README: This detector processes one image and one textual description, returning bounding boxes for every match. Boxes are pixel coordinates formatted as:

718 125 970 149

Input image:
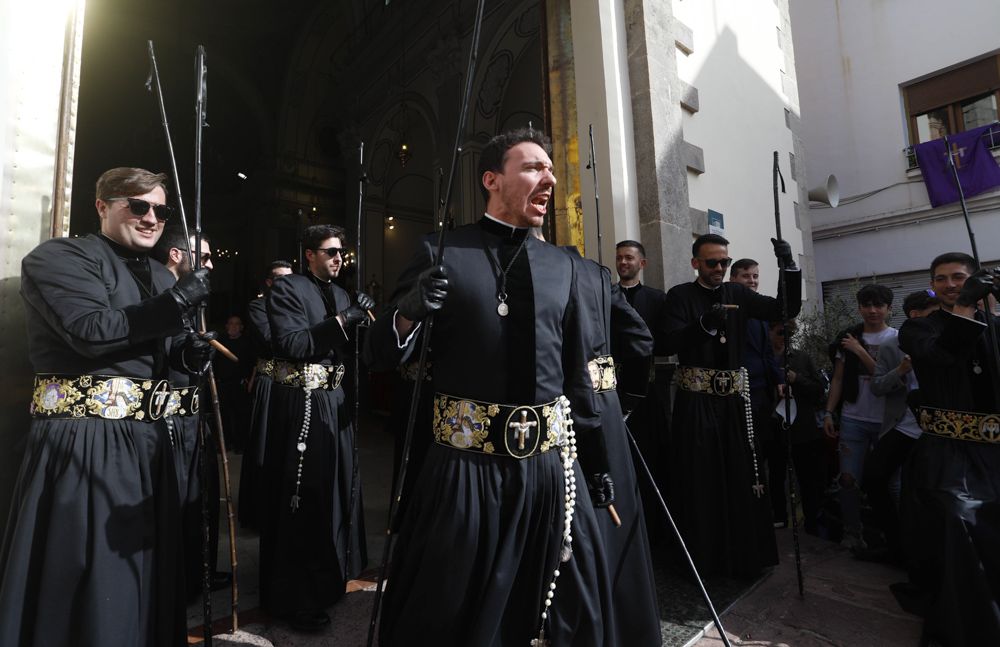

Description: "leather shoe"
286 609 331 632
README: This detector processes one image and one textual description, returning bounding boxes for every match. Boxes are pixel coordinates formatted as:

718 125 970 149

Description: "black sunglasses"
700 257 733 269
315 246 343 257
107 197 173 222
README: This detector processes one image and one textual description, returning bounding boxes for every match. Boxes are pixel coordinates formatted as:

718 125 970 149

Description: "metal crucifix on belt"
509 410 538 450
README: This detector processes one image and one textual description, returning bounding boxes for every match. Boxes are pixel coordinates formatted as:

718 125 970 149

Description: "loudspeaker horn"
808 174 839 208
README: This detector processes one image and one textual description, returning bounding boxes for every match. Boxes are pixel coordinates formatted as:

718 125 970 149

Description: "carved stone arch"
470 0 544 140
363 91 438 207
276 2 358 162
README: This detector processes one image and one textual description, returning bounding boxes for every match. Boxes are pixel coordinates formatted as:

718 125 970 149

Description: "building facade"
791 0 1000 314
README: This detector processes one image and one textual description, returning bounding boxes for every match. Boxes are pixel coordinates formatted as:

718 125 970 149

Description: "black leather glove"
700 302 728 331
182 331 217 376
340 291 376 328
587 473 616 508
771 237 795 269
397 265 448 322
170 269 211 311
957 269 994 307
988 267 1000 299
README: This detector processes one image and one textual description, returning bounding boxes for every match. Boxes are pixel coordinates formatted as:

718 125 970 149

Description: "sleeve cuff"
394 309 422 362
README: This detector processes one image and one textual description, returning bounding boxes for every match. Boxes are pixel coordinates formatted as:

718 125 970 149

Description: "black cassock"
0 234 188 646
899 309 1000 645
567 249 662 646
260 272 366 616
365 217 614 647
619 282 672 540
660 276 800 579
239 295 274 530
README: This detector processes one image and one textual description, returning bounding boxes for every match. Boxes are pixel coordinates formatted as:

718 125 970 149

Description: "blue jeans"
838 416 882 534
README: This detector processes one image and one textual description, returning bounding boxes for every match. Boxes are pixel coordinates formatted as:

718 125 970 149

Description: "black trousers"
862 428 916 552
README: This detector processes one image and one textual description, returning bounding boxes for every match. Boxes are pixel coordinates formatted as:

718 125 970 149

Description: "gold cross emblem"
509 410 538 450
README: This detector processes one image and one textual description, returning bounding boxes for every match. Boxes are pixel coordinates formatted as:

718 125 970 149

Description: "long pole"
773 151 805 599
193 46 240 634
366 2 488 644
346 141 366 579
586 124 603 265
625 428 733 647
145 40 214 645
942 135 1000 400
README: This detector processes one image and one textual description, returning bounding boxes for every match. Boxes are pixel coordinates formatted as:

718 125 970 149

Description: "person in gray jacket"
855 290 940 562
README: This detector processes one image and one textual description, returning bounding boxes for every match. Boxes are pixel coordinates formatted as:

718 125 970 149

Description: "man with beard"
151 224 229 599
661 233 800 579
615 240 671 542
0 167 212 646
366 128 615 646
239 260 292 531
260 225 373 631
898 252 1000 645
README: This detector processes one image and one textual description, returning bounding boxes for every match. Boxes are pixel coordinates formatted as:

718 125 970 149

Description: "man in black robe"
660 233 800 579
260 225 372 631
365 128 615 647
615 239 671 541
566 246 662 646
0 167 212 646
239 260 292 531
151 224 229 599
898 251 1000 645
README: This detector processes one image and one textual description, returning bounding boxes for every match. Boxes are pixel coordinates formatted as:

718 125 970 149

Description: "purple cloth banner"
913 122 1000 207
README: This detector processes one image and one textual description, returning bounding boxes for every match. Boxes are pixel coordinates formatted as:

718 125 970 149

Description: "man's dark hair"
302 224 345 250
855 283 893 307
730 258 758 277
96 167 169 202
902 289 939 317
150 222 211 265
476 128 553 203
615 240 646 258
930 252 977 277
266 259 293 279
692 233 729 258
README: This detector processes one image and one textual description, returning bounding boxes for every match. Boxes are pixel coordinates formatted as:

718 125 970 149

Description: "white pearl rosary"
290 385 312 512
532 396 577 647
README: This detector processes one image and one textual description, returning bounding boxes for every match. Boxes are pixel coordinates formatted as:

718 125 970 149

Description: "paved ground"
692 529 922 647
188 417 923 646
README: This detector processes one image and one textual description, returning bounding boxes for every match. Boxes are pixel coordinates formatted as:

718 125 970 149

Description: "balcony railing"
904 123 1000 170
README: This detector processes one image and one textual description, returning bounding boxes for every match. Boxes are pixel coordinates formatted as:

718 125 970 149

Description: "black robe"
365 217 614 647
0 234 188 647
569 251 662 646
899 308 1000 646
260 272 366 616
239 295 274 530
659 275 801 578
619 282 672 541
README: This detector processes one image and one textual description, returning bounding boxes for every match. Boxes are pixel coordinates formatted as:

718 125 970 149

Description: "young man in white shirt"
823 284 897 548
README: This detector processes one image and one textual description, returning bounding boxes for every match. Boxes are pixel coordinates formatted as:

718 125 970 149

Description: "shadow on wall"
0 275 31 537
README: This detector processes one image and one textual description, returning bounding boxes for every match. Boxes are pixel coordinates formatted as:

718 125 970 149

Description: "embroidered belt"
165 386 200 418
918 407 1000 444
255 358 275 379
271 360 345 391
588 355 617 393
399 360 433 382
432 393 572 459
674 365 746 397
31 374 174 422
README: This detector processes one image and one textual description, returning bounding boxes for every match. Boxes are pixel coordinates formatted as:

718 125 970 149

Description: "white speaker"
808 175 840 208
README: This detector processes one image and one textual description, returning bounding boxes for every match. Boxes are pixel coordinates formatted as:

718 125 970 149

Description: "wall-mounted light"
237 172 247 180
